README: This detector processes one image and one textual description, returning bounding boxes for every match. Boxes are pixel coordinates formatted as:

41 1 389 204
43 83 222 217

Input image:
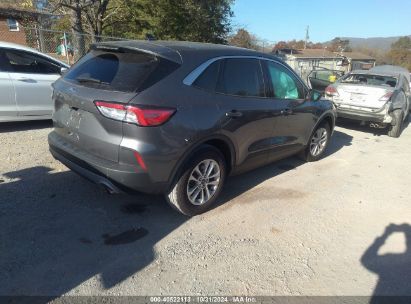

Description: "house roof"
275 48 376 61
339 51 375 60
0 5 53 19
290 49 340 59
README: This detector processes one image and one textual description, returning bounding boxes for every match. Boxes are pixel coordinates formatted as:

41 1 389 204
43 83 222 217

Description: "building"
343 52 376 71
0 5 52 46
274 48 376 80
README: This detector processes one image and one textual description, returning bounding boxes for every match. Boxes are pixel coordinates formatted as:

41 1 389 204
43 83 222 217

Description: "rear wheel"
300 123 331 162
165 146 226 216
388 109 404 138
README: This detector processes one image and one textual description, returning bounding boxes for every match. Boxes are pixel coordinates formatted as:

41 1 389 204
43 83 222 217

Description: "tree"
47 0 234 55
100 0 233 42
149 0 233 43
49 0 124 55
391 36 411 50
102 0 154 39
49 0 94 57
328 37 351 52
352 46 390 65
288 39 305 49
387 36 411 71
228 28 258 49
309 42 324 49
273 41 290 50
0 0 34 8
273 40 323 51
83 0 125 41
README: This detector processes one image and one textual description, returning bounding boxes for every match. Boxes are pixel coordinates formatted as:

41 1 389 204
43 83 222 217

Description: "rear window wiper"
75 76 109 85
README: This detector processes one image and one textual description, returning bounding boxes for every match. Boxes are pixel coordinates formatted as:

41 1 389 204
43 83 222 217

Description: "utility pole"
304 25 310 49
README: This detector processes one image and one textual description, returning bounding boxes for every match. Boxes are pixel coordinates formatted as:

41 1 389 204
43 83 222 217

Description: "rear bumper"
336 104 392 124
48 131 168 194
337 109 387 123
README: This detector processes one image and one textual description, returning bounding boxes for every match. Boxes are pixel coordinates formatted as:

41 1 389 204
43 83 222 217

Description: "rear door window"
216 58 265 97
64 50 179 92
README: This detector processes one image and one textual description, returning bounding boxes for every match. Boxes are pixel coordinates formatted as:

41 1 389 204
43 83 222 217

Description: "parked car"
325 65 410 137
308 68 345 94
0 41 69 122
48 41 336 216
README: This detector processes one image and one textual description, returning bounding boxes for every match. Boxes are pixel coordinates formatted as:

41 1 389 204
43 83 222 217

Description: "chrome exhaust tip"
369 122 385 129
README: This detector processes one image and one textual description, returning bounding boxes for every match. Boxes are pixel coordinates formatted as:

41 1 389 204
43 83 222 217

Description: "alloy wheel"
310 127 328 157
186 159 221 205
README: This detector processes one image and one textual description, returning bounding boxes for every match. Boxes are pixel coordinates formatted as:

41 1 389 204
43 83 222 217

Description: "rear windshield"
341 74 397 87
64 50 180 92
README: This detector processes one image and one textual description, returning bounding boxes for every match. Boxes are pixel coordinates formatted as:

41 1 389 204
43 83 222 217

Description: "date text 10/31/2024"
149 296 257 303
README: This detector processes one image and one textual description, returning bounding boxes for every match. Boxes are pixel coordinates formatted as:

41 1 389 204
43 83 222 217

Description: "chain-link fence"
0 26 279 66
0 27 129 65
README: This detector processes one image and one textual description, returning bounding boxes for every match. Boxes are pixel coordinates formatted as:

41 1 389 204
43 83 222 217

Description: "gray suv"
49 41 336 216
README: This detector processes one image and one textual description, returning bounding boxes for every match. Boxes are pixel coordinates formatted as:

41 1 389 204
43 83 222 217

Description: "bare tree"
83 0 124 42
50 0 94 57
228 28 258 50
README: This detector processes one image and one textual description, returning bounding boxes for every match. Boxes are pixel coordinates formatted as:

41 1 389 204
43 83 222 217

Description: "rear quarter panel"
125 71 219 184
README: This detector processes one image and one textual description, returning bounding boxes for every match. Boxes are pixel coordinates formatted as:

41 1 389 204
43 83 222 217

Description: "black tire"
165 145 226 216
388 109 404 138
299 122 331 162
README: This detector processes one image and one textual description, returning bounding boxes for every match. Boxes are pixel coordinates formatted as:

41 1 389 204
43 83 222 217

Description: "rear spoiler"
91 41 183 64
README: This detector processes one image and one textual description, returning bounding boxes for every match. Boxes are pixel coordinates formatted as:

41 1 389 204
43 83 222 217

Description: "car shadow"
0 166 187 298
336 118 388 136
361 223 411 303
337 115 411 137
216 130 353 207
0 120 53 133
0 130 353 299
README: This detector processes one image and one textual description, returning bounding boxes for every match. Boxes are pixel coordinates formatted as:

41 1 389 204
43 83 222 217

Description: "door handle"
280 108 293 115
225 110 243 118
17 77 35 83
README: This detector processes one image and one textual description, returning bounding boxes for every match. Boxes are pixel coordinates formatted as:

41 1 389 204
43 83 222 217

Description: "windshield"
341 73 397 87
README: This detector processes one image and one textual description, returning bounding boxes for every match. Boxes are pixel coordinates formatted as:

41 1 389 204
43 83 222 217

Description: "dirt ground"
0 118 410 297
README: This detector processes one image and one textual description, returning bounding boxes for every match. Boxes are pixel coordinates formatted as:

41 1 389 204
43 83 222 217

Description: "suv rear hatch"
52 43 181 163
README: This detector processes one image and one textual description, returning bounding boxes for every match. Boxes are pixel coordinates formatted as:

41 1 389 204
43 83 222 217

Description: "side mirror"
307 89 322 102
60 67 68 75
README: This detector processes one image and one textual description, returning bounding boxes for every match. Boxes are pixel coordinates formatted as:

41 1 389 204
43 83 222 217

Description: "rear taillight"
94 101 175 127
379 92 393 102
325 85 339 97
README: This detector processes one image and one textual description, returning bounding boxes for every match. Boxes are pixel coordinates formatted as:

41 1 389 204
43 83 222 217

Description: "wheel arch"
390 90 408 112
166 134 236 191
307 111 336 145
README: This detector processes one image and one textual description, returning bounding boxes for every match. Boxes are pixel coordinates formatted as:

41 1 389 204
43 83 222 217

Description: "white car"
325 65 410 138
0 41 70 122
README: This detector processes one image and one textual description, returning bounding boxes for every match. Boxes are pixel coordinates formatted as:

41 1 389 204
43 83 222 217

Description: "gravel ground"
0 119 410 298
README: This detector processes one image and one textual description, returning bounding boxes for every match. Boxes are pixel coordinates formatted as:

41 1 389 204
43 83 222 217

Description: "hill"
341 36 411 51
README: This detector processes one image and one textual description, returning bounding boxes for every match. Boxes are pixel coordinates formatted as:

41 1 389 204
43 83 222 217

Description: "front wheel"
300 123 331 162
165 146 226 216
